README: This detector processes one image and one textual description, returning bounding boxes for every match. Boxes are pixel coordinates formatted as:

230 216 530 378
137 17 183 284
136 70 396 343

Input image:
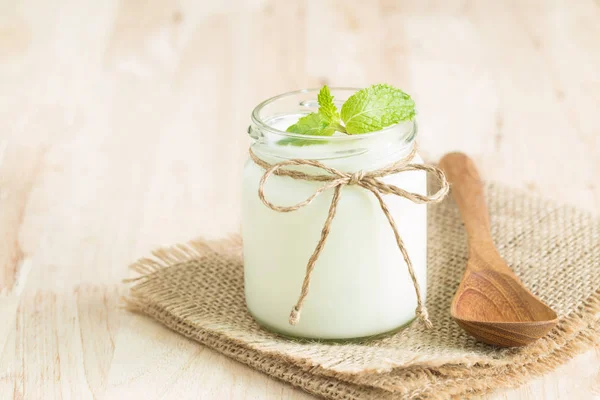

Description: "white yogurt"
242 114 427 340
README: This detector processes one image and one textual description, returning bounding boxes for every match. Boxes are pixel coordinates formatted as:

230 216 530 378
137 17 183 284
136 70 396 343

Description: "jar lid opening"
250 87 416 144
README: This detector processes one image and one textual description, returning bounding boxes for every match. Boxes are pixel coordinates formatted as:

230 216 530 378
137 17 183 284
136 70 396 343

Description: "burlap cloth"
125 182 600 399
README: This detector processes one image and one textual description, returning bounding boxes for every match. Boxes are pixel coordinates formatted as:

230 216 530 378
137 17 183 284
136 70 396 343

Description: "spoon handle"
439 152 493 246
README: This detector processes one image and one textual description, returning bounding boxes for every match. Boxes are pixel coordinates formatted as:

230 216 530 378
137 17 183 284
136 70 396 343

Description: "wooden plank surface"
1 0 599 398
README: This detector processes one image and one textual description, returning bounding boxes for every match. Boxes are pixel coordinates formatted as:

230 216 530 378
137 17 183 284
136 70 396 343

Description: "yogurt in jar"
242 90 428 340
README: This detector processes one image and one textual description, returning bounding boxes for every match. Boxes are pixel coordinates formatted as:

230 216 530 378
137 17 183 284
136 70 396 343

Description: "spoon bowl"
440 152 558 347
452 263 558 347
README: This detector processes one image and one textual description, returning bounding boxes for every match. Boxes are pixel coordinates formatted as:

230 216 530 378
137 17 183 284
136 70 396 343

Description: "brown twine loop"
249 143 449 329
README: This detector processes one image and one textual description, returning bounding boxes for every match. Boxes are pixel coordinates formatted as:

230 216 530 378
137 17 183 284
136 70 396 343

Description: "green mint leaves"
286 112 337 136
286 86 344 136
285 84 415 137
316 85 340 122
341 84 415 134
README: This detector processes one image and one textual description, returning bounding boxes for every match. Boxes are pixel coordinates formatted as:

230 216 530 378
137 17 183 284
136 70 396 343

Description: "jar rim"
250 87 416 143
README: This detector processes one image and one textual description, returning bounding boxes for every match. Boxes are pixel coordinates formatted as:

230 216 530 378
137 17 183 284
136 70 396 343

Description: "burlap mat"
125 182 600 399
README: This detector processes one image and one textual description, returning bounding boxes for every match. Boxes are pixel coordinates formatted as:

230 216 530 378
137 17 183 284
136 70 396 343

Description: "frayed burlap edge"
124 236 600 399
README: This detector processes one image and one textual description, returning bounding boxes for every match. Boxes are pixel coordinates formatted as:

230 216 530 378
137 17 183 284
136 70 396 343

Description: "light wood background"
1 0 599 399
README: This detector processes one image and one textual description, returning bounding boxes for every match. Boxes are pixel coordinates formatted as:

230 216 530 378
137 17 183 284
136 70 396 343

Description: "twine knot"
249 143 449 329
348 170 365 185
289 307 301 325
416 304 433 329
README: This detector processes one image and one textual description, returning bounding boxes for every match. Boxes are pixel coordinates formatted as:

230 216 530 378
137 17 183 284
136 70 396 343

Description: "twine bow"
249 143 449 329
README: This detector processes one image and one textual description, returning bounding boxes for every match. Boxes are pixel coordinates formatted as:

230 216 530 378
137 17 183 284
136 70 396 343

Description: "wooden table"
1 0 599 398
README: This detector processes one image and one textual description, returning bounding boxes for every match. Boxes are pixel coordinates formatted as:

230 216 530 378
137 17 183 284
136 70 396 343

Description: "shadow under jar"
242 88 427 340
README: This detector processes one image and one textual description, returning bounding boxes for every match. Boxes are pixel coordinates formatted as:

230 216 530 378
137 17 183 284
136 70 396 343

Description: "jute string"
249 143 450 328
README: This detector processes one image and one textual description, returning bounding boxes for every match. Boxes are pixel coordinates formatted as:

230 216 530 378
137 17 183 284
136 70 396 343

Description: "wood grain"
441 153 558 347
0 0 599 398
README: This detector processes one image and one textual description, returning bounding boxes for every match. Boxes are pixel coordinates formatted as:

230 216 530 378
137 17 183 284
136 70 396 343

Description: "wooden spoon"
439 152 558 347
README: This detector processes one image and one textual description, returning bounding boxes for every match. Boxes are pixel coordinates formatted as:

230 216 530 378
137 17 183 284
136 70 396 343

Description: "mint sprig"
286 86 346 136
285 84 415 137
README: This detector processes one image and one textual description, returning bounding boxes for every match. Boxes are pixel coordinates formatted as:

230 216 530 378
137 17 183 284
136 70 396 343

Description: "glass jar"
242 88 428 340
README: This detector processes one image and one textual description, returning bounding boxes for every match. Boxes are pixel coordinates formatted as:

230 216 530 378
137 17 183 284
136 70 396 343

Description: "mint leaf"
286 112 336 136
286 86 345 136
317 85 339 122
340 84 415 134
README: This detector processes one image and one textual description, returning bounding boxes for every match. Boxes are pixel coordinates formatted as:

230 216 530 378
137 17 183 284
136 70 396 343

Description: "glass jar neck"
249 120 416 167
248 88 418 171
